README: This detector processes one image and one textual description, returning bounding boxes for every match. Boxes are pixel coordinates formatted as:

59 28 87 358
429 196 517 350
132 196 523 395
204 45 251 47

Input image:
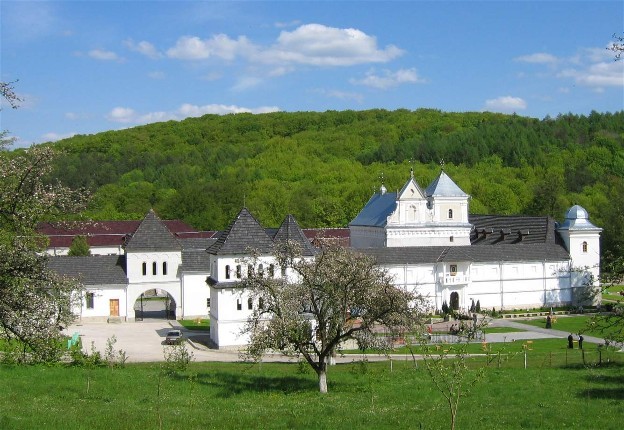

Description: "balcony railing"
441 274 470 285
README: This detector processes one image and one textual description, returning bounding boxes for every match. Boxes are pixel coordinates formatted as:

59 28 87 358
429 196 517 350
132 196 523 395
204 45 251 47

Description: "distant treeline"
38 108 624 264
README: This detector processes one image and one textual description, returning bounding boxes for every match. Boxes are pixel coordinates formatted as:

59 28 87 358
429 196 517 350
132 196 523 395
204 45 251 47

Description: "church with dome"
350 169 602 315
45 170 602 348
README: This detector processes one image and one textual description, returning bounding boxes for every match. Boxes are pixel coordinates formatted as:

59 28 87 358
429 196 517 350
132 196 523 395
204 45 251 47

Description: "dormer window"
225 265 231 279
582 241 588 253
448 209 453 219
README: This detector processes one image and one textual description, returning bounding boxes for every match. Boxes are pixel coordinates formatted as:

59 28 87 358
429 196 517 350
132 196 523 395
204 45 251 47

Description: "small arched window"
225 265 231 279
152 261 157 275
247 297 253 310
450 236 454 243
236 265 242 279
142 262 147 276
258 264 264 277
259 297 264 309
582 241 588 253
162 262 167 276
248 264 254 277
448 209 453 219
269 264 275 278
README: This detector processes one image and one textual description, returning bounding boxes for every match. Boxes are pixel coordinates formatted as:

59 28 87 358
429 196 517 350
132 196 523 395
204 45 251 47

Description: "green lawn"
520 315 620 339
0 357 623 429
603 285 624 302
178 319 210 331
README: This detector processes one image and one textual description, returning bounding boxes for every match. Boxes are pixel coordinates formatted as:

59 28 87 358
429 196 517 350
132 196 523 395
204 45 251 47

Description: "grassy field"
0 356 623 429
179 319 210 331
603 285 624 302
520 315 619 338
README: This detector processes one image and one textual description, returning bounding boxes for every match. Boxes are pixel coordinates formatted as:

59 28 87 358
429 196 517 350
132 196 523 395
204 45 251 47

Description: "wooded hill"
39 108 624 264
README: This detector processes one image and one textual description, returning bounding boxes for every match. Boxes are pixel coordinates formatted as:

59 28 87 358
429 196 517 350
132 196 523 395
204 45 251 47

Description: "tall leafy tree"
68 235 91 256
240 242 426 393
1 82 88 362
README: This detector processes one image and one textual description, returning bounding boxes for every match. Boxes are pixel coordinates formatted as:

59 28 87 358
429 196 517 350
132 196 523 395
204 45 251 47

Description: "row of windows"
142 261 168 276
225 264 284 280
236 297 265 311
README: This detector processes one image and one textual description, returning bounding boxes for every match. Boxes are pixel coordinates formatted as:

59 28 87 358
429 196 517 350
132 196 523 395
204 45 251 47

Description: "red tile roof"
37 220 207 248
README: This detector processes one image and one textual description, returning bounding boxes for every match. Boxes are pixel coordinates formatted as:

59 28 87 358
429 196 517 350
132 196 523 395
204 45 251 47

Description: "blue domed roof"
559 205 601 231
565 205 589 220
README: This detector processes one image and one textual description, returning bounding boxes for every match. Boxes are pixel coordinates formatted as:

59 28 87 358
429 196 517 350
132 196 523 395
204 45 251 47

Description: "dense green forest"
33 108 624 267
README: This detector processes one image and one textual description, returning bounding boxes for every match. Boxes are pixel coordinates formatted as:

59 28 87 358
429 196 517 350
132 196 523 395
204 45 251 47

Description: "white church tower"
350 169 471 248
557 205 602 288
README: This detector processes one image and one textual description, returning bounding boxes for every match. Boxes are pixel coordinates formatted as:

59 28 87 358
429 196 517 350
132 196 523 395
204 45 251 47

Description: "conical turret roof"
124 210 181 252
207 208 274 255
425 171 469 197
273 214 316 256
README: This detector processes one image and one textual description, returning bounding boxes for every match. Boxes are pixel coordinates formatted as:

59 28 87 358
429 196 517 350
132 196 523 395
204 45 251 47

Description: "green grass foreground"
179 319 210 331
1 358 623 429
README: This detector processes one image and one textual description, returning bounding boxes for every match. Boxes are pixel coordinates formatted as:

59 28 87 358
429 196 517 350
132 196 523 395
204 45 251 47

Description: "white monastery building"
46 170 602 348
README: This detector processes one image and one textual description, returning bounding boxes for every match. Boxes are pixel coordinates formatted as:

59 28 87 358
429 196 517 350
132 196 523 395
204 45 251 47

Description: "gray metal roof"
357 243 570 265
47 255 128 285
207 208 274 255
558 205 602 232
425 171 469 197
181 249 210 272
349 191 397 227
124 210 182 252
469 214 560 245
180 237 217 250
273 214 317 256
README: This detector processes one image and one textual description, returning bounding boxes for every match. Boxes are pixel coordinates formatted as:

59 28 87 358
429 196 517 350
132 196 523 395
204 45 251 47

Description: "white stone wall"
74 285 127 321
126 251 182 284
210 287 255 347
180 273 211 319
381 259 575 313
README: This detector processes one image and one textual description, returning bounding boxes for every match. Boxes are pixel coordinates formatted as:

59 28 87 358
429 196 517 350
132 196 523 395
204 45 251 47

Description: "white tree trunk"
318 370 328 393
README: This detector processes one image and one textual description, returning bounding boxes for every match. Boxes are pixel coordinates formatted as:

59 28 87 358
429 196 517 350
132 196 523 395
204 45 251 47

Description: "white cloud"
262 24 403 66
484 96 527 113
41 131 77 142
514 53 558 65
558 61 623 88
166 34 254 60
514 44 624 90
106 104 281 125
88 49 122 61
124 39 163 59
350 68 425 89
107 107 137 123
165 24 403 68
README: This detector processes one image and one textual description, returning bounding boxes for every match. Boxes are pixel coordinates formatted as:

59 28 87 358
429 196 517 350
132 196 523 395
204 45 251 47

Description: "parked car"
165 329 183 345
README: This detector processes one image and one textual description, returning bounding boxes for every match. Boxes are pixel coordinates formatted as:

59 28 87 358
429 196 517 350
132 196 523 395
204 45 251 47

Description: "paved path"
66 315 614 364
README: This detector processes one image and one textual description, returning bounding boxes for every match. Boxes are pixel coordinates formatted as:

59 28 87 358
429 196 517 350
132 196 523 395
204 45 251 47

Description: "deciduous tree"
1 82 88 361
240 242 426 393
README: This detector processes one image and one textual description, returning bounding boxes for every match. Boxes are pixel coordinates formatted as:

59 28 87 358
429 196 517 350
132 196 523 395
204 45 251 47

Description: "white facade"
352 172 602 312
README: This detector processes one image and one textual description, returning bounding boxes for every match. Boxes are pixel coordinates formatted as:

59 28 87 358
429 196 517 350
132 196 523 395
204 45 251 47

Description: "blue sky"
1 1 623 148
